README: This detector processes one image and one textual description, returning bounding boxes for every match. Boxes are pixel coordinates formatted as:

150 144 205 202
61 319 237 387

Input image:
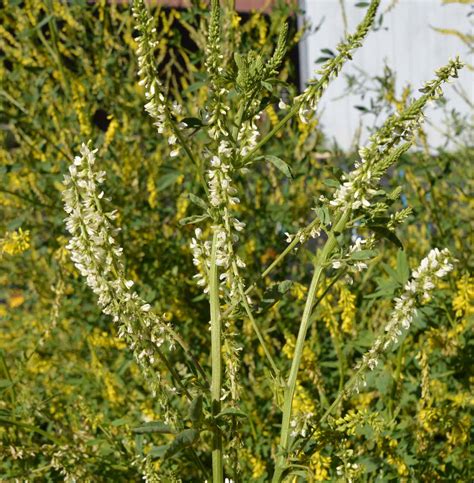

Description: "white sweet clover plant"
61 0 463 481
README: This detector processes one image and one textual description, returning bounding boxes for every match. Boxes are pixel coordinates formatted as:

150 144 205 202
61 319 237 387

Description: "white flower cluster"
329 153 378 212
189 139 246 300
206 88 230 141
331 236 375 273
132 0 182 157
63 143 173 387
289 412 314 439
336 456 361 483
284 224 321 250
208 141 240 208
190 225 245 299
295 82 327 124
190 228 210 292
355 248 454 387
237 114 261 157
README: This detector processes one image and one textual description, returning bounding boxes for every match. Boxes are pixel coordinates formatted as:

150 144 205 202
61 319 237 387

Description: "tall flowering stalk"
63 145 171 386
62 143 205 419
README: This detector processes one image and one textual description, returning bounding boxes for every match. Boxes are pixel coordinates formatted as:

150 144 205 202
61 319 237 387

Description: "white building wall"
298 0 474 151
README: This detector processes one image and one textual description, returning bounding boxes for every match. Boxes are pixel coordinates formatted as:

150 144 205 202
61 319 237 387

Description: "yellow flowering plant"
1 0 472 481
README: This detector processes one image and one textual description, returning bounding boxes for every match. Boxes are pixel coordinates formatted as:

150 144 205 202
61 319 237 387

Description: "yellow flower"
339 284 356 334
103 116 119 150
291 282 307 301
249 454 266 479
309 451 331 481
8 292 25 309
176 195 189 220
266 104 279 128
452 274 474 318
147 175 158 209
0 228 30 256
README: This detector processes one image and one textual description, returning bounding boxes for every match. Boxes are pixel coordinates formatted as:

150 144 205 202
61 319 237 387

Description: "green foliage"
1 1 472 482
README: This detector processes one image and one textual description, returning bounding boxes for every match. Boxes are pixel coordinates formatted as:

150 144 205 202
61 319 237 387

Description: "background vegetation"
0 0 472 481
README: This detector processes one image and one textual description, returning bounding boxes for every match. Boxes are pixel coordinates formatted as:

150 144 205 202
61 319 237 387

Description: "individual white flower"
353 261 368 272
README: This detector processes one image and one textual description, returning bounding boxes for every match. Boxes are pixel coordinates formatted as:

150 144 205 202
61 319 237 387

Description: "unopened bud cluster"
296 0 380 123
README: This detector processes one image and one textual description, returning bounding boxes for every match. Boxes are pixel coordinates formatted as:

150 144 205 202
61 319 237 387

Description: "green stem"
167 112 209 197
388 341 405 417
210 230 223 483
272 211 350 483
240 106 297 166
318 365 365 425
234 263 280 377
0 350 16 404
222 218 320 320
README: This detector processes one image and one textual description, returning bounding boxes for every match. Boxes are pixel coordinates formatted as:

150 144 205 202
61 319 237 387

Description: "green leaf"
149 444 168 458
370 225 404 250
179 214 210 226
315 56 332 64
187 193 208 210
110 417 129 427
183 81 206 94
156 172 180 192
163 428 199 459
132 422 175 434
216 408 248 419
321 48 335 57
396 250 410 285
314 206 331 226
323 179 340 188
189 395 203 425
382 262 403 285
262 155 293 179
0 379 13 389
350 249 378 260
277 280 293 293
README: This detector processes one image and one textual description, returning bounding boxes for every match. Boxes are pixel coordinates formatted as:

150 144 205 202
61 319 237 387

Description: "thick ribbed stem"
210 230 223 483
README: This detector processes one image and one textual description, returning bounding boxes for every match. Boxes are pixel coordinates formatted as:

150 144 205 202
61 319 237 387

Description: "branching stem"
272 210 350 482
